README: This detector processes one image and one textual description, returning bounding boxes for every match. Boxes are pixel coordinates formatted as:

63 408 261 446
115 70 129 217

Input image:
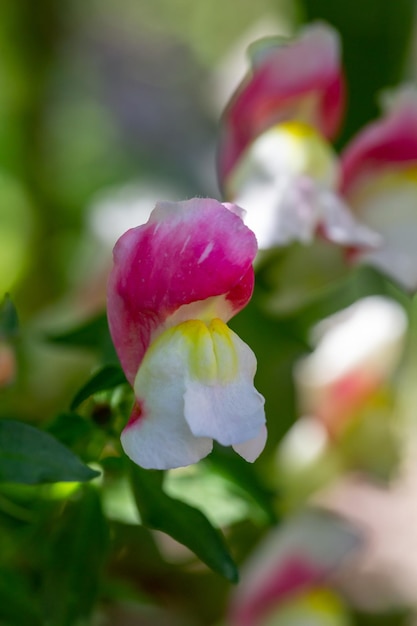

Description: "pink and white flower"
217 23 378 252
229 509 360 626
107 198 266 470
340 88 417 290
278 297 407 494
218 22 344 185
294 296 407 438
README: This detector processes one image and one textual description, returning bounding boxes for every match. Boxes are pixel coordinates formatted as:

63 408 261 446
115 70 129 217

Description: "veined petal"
107 198 257 384
183 319 265 450
229 509 361 626
218 23 344 186
121 318 266 470
121 322 214 470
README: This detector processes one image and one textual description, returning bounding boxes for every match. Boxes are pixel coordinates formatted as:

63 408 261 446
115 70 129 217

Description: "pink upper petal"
229 509 361 626
107 198 257 384
231 556 319 626
341 89 417 195
218 23 344 187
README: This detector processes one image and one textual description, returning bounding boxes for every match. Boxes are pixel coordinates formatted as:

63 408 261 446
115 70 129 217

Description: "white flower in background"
294 296 407 437
277 296 408 501
229 509 360 626
340 88 417 291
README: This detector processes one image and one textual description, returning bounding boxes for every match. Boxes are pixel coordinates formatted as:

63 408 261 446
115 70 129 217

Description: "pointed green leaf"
70 364 127 410
47 412 95 448
0 419 100 484
130 462 238 582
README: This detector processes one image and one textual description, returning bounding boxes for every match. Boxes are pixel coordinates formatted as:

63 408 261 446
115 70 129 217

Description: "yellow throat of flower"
146 318 239 385
226 120 339 200
270 121 339 185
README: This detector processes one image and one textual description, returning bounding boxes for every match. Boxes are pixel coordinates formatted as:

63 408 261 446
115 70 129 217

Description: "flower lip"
223 122 381 252
121 318 266 470
107 198 257 385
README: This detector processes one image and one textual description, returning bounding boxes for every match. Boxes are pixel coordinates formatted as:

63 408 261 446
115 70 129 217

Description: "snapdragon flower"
218 23 378 252
229 509 359 626
340 88 417 290
294 296 407 437
279 297 407 497
107 198 266 470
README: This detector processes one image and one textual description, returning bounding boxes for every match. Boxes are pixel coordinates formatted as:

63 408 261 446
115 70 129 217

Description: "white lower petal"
226 122 380 252
226 122 336 248
233 424 268 462
238 175 319 248
183 319 266 457
349 173 417 290
123 318 265 469
318 188 381 249
121 409 213 470
122 325 213 470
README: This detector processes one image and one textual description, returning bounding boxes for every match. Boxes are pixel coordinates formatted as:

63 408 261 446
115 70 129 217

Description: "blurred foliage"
0 0 416 624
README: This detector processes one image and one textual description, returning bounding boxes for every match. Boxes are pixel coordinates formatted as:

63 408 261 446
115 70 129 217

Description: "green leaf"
46 312 117 362
207 444 277 524
0 419 100 484
0 294 18 340
47 412 95 448
130 462 238 582
70 364 127 410
41 487 108 626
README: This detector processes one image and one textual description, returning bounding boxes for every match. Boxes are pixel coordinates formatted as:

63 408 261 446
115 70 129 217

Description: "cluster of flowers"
107 22 417 625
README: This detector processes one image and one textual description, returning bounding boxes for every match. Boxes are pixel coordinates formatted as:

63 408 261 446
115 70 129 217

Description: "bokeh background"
1 1 417 625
